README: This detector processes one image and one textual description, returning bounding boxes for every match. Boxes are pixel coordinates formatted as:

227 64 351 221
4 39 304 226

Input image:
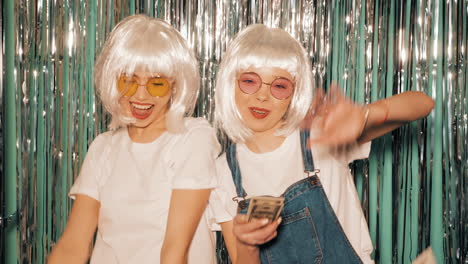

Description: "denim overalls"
225 130 363 264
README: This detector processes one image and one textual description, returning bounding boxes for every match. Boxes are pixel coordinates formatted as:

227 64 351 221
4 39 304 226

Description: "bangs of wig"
113 28 179 78
94 15 199 132
235 29 302 77
214 24 314 143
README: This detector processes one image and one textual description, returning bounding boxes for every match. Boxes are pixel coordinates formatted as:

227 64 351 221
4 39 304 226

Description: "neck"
244 129 287 153
127 115 167 143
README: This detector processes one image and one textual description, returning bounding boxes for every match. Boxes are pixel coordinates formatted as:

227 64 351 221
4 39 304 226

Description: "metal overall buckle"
304 169 320 185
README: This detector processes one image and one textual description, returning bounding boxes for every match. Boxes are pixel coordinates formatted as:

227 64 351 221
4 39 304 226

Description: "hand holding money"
233 214 282 246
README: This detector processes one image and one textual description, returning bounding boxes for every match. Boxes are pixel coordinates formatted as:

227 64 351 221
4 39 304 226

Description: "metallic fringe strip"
1 0 466 263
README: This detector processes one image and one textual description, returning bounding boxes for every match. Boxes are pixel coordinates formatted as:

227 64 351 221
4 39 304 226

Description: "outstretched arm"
160 189 211 264
47 194 99 264
358 91 434 143
308 84 434 146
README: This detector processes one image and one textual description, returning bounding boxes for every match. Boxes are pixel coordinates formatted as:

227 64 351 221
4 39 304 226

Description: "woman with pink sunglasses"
209 24 434 264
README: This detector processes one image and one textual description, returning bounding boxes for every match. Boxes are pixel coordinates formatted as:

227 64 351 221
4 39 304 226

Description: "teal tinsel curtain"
1 0 466 263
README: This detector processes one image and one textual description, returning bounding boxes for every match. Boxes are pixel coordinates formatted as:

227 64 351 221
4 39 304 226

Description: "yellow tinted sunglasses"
117 75 171 97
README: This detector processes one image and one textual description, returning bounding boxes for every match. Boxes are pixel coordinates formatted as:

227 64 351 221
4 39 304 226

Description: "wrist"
376 101 389 125
369 101 389 127
237 240 258 250
360 106 370 137
237 240 259 254
236 242 260 264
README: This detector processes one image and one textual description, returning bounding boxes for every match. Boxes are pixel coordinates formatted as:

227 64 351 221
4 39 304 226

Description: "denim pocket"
260 207 323 264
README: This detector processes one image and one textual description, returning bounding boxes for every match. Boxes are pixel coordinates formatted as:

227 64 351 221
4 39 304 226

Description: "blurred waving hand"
305 82 435 147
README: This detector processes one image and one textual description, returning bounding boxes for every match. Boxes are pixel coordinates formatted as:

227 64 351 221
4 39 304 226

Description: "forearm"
47 242 91 264
161 189 211 264
48 195 98 264
160 243 188 264
221 221 238 263
359 91 434 142
235 242 261 264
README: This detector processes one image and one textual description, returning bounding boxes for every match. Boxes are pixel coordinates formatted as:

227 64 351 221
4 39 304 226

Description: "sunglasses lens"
147 77 171 97
117 75 171 97
238 73 261 94
270 78 294 100
117 76 137 96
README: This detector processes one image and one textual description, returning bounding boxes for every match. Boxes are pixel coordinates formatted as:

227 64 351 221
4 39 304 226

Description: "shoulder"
179 117 218 142
166 118 220 156
183 117 214 132
86 129 126 157
90 129 126 146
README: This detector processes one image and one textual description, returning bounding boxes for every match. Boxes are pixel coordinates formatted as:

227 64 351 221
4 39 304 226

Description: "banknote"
246 196 284 222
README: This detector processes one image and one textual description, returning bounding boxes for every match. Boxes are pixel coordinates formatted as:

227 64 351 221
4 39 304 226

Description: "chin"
248 124 276 133
131 118 155 128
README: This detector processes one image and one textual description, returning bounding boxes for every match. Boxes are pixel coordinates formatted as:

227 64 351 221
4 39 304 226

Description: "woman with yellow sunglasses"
48 14 219 264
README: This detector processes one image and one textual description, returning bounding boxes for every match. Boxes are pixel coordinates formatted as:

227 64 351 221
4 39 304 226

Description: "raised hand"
305 83 368 147
305 83 434 146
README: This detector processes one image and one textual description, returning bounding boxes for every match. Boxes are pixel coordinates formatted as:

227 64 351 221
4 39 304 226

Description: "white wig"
94 14 199 132
214 24 314 143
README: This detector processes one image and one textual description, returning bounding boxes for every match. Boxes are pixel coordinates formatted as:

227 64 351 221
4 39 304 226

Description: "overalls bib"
225 130 363 264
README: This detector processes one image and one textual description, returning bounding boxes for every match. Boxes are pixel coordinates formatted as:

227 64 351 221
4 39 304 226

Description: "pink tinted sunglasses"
237 72 294 100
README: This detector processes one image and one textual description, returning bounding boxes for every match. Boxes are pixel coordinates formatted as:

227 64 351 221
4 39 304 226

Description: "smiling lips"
131 102 154 120
249 107 270 119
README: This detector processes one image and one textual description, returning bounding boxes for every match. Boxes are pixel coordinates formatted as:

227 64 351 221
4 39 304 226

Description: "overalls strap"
226 130 315 198
226 143 247 198
300 129 315 172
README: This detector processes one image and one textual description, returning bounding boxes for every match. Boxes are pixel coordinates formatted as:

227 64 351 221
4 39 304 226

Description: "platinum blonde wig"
94 14 199 132
214 24 314 142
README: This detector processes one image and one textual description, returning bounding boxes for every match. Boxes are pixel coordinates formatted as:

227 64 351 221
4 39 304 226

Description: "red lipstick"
131 102 154 120
249 107 270 119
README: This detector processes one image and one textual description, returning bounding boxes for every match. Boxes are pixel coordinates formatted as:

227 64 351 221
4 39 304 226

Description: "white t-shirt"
209 129 374 264
70 118 219 264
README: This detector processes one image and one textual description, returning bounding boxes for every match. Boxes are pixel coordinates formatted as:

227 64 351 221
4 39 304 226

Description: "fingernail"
277 217 282 224
261 219 269 225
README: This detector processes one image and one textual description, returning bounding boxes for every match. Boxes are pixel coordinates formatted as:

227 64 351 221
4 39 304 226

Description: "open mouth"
249 107 270 119
131 102 155 120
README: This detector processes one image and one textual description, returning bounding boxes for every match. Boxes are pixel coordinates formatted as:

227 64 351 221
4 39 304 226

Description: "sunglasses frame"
237 72 295 100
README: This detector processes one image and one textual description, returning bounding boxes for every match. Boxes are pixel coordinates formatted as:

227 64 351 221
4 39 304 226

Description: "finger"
302 93 322 130
327 81 346 105
309 136 335 147
236 220 281 245
305 89 326 127
252 217 282 244
234 216 269 233
234 214 249 224
311 88 325 113
262 231 278 243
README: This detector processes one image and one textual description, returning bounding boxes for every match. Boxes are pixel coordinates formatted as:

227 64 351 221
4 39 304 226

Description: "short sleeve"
170 120 220 189
69 133 109 201
345 141 372 163
206 155 238 230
